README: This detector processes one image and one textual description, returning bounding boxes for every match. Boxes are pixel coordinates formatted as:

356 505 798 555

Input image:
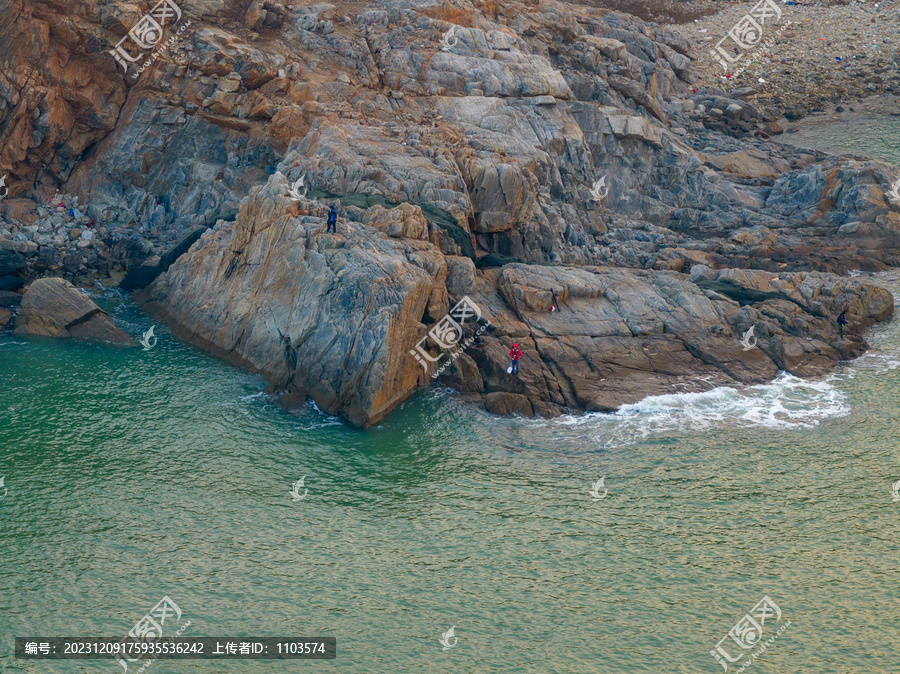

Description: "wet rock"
0 275 24 291
441 264 893 416
0 250 25 276
1 0 897 427
14 277 136 345
120 227 208 290
484 392 534 417
0 291 22 308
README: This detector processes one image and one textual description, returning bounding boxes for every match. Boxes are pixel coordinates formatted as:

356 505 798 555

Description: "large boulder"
139 174 447 427
14 278 136 345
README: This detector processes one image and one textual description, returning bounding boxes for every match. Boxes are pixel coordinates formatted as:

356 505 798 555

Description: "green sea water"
3 128 900 672
779 104 900 166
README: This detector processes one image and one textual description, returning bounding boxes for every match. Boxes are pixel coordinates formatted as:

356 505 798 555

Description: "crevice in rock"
63 307 103 332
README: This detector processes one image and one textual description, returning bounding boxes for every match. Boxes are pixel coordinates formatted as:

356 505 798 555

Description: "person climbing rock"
326 203 338 233
509 343 521 375
550 289 561 313
837 310 847 337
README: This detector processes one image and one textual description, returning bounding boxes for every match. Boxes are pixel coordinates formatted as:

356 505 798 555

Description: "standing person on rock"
509 343 521 375
837 310 848 337
326 202 338 234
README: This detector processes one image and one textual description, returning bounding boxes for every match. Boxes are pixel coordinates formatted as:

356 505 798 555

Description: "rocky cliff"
1 0 897 425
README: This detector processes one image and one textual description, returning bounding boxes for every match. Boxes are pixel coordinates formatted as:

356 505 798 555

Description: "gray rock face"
14 278 136 345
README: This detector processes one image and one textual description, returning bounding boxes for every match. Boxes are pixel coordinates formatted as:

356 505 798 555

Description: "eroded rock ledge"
448 264 892 417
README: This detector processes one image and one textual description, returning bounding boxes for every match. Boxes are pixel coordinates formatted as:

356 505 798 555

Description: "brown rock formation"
14 277 136 344
139 174 447 427
1 0 897 426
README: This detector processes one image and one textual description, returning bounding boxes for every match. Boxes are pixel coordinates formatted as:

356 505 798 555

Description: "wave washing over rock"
0 0 898 426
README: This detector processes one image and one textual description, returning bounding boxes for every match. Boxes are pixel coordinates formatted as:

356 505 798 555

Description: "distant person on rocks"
326 203 338 233
509 343 521 375
837 310 847 337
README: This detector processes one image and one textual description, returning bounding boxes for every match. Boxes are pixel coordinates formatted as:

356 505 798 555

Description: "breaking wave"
607 372 848 432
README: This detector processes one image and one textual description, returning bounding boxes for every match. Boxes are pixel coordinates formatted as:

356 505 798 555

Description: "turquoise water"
3 274 900 672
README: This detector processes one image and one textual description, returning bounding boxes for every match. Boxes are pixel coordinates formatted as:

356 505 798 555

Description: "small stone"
217 75 241 93
725 103 744 119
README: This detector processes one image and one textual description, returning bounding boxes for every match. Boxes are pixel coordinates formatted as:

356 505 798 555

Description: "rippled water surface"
779 104 900 166
3 273 900 673
5 122 900 672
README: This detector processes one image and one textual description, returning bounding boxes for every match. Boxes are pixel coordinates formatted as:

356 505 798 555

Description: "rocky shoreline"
678 0 900 122
1 0 899 426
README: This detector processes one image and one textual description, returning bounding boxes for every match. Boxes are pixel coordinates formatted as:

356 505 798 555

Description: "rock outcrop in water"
1 0 898 424
453 264 892 416
14 277 135 345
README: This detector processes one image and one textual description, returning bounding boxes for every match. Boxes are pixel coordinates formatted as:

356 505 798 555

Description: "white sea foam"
548 372 848 442
303 398 344 427
0 340 27 348
238 391 270 402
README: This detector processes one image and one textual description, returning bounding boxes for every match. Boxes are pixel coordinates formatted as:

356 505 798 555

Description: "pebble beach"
677 0 900 119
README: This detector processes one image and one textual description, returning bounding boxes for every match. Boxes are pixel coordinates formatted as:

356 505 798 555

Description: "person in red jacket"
509 343 521 375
